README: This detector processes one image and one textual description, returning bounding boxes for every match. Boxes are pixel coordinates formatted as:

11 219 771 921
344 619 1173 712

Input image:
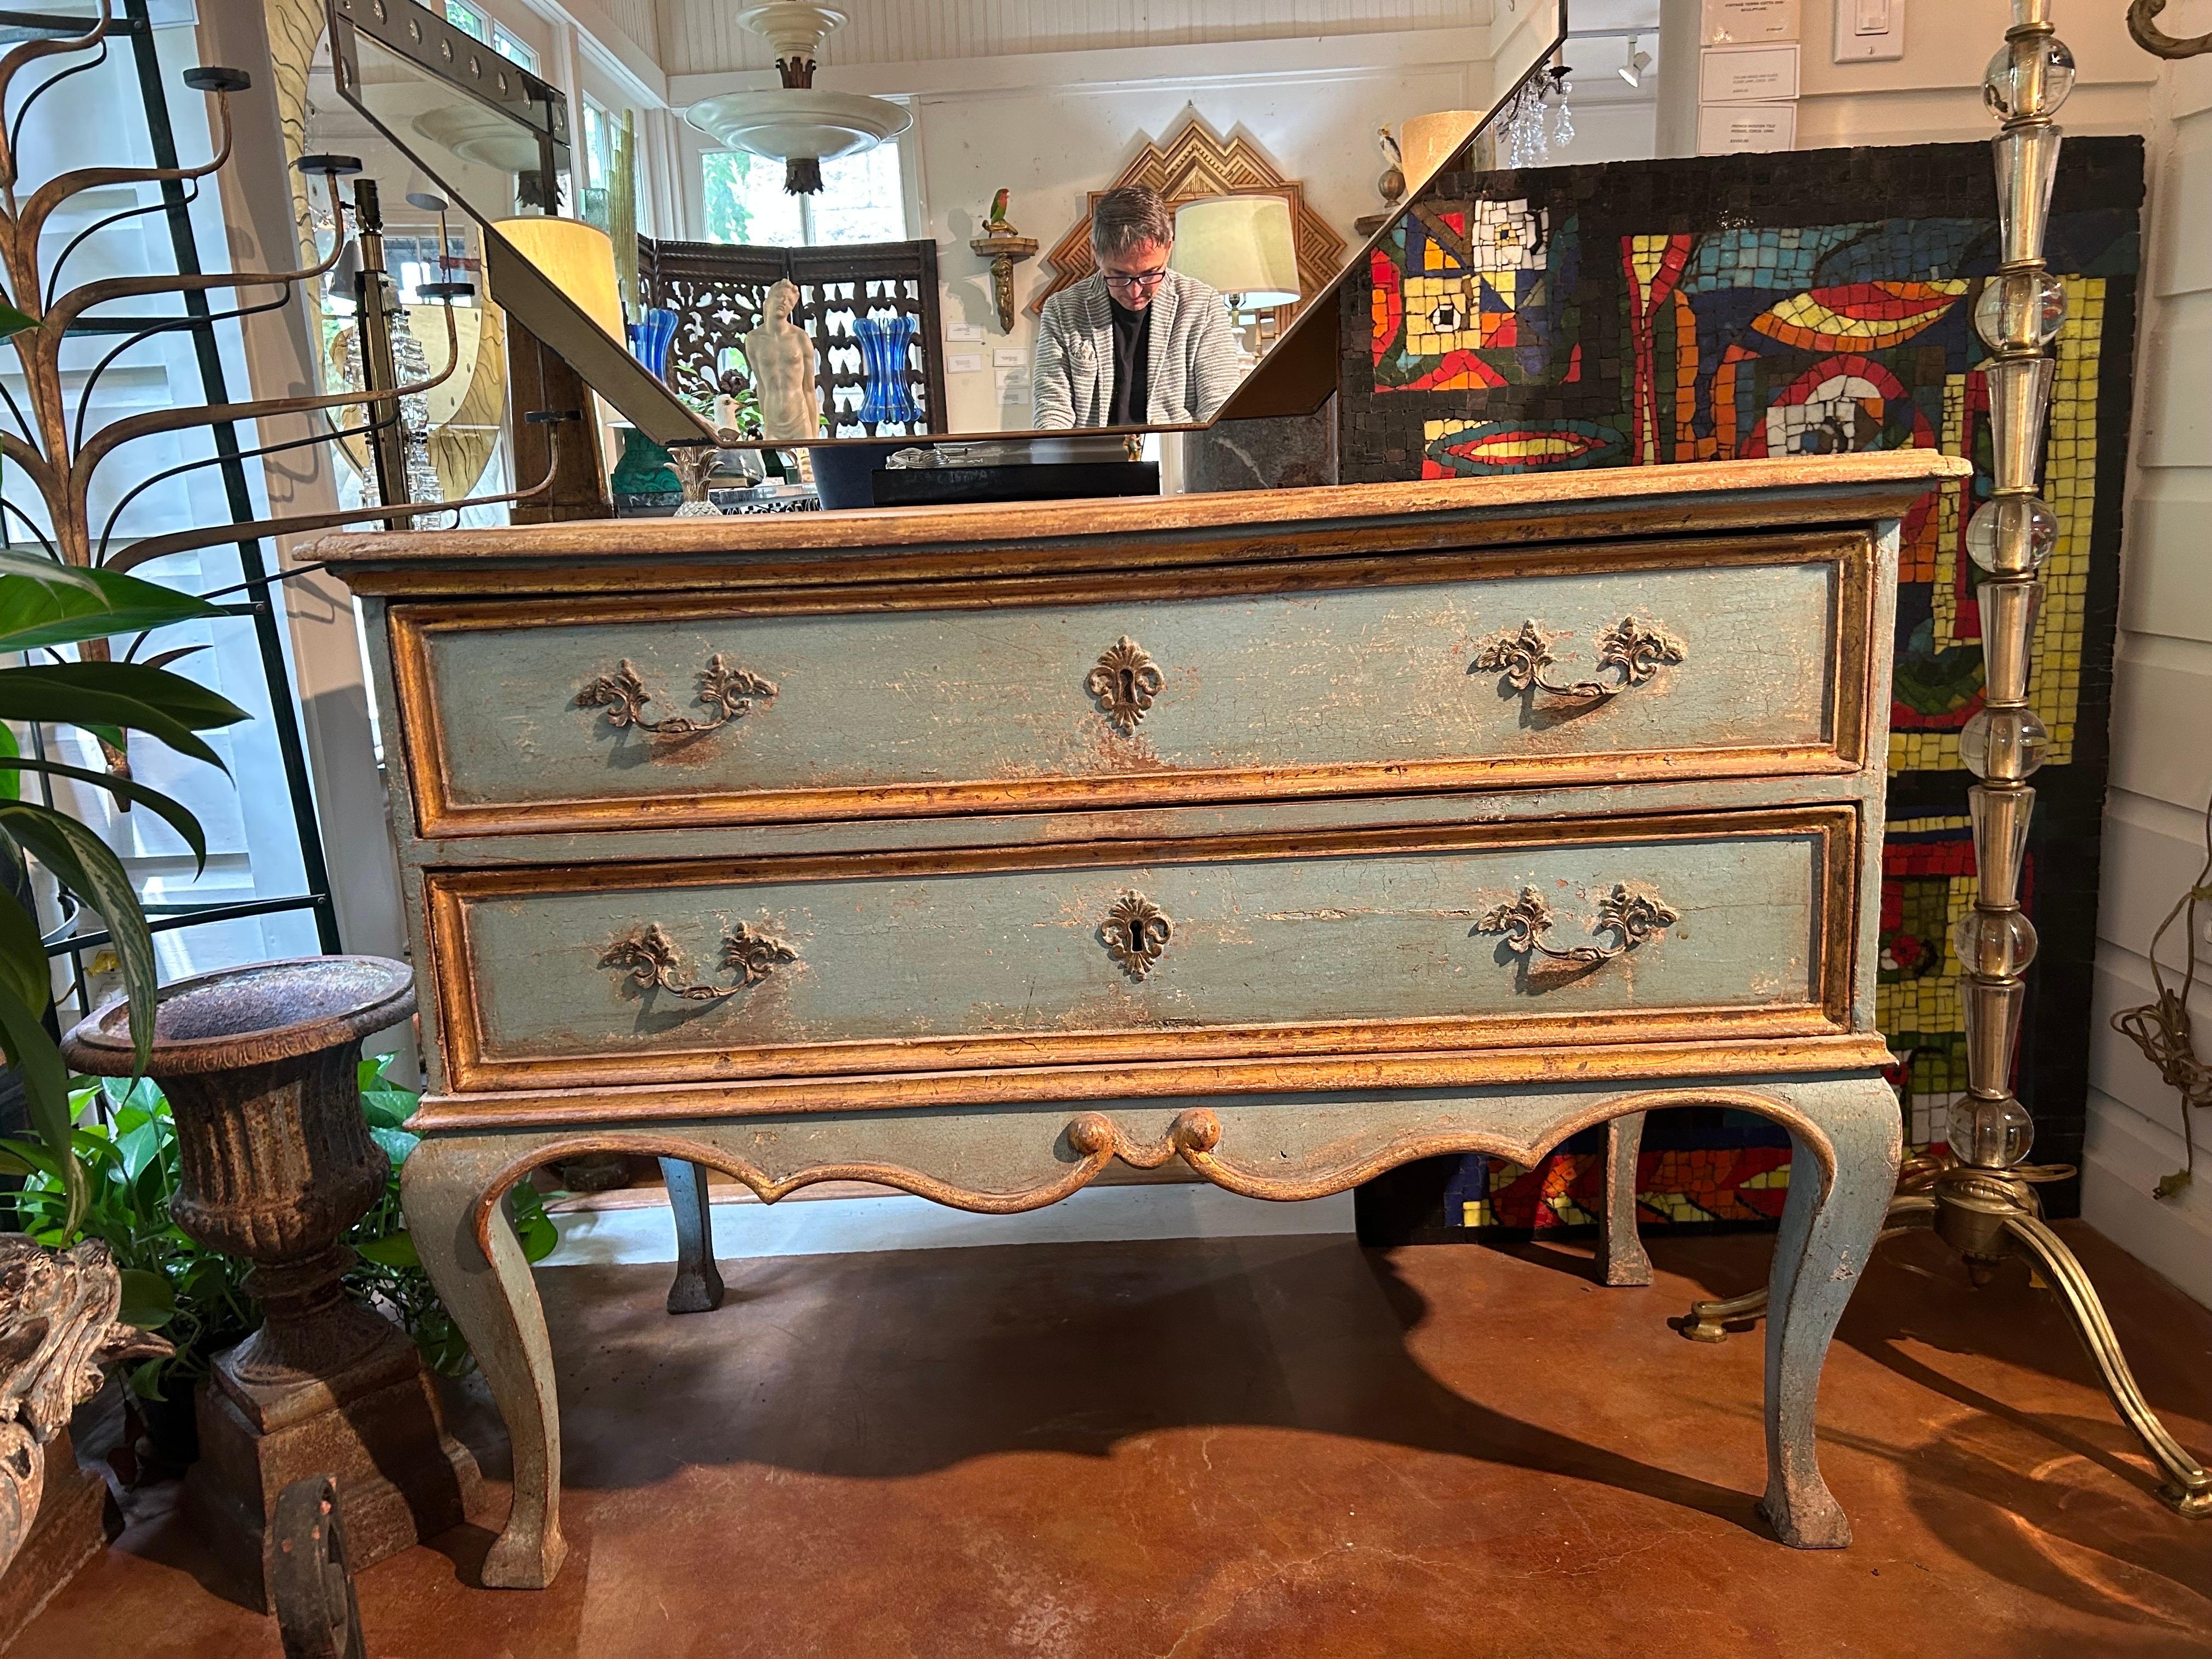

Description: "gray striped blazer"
1030 270 1242 430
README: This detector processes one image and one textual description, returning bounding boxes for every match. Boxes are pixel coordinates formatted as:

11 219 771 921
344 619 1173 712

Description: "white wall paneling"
2092 54 2212 1307
653 0 1495 78
1792 0 2157 147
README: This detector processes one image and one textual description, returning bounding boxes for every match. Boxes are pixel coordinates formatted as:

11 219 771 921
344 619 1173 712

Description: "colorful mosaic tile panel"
1342 142 2139 1241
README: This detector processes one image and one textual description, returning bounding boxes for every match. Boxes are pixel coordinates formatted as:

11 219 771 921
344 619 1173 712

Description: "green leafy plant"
2 1076 254 1400
1 1057 561 1389
346 1052 560 1376
0 556 247 1231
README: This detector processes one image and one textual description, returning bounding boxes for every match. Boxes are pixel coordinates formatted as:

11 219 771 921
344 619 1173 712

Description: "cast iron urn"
61 956 481 1608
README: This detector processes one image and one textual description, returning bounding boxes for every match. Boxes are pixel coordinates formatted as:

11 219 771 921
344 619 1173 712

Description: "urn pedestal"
62 957 482 1610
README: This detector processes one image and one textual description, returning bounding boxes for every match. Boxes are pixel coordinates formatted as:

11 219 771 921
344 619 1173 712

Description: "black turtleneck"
1108 295 1152 426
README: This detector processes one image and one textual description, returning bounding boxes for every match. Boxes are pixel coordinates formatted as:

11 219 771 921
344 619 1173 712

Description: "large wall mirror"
307 0 1661 472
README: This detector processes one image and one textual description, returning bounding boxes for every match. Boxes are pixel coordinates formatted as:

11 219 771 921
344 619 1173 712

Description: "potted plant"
1 1057 558 1468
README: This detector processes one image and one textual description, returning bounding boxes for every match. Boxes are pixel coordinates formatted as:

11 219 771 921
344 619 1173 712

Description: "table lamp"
1170 195 1301 312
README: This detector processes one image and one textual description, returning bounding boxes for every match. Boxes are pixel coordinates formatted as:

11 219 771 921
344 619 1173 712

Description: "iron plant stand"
1673 0 2212 1521
61 958 483 1608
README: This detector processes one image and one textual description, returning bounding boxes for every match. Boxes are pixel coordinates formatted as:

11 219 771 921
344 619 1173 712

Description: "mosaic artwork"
1343 143 2139 1241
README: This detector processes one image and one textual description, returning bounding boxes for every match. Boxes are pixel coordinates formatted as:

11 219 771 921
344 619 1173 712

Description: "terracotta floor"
26 1222 2212 1657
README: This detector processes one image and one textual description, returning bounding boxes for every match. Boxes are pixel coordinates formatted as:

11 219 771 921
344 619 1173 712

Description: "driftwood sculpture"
0 1234 169 1582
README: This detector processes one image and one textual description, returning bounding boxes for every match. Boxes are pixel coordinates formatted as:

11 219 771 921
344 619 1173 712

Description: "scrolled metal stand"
1673 0 2212 1522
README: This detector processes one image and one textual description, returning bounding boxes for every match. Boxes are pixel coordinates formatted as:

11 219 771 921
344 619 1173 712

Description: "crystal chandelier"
1495 57 1573 169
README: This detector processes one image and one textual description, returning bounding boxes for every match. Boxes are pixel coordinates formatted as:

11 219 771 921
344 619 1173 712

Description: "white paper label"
1699 43 1801 103
944 322 986 342
946 353 984 374
1702 0 1800 44
1696 101 1798 154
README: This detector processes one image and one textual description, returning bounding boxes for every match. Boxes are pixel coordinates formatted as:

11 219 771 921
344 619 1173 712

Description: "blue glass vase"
625 306 679 383
853 312 921 427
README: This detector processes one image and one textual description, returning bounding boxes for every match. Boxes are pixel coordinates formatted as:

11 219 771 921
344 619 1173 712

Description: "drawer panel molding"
391 534 1873 838
423 806 1857 1096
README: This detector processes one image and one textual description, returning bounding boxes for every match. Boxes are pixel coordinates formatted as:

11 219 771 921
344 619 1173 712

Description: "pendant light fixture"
685 4 911 196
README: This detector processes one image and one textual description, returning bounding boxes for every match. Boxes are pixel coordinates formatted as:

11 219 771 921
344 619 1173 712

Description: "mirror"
319 0 714 473
308 0 1662 466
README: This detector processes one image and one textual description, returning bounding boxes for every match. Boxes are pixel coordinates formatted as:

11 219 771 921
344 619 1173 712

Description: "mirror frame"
327 0 718 449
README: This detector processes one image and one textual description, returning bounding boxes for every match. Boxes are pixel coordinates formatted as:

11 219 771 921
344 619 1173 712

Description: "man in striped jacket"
1031 185 1242 430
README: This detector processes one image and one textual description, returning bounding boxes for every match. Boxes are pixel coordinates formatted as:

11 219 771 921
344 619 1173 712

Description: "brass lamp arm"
2128 0 2211 57
103 415 575 573
41 224 353 341
70 303 461 522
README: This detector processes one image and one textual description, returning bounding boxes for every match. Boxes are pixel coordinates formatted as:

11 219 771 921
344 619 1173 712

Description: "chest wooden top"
319 454 1969 599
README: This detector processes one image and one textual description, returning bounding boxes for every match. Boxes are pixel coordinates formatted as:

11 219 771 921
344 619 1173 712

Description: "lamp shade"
1400 110 1483 185
1169 195 1300 308
489 216 625 342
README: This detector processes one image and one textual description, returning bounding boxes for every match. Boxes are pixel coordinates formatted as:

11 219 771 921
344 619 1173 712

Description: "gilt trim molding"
463 1087 1841 1263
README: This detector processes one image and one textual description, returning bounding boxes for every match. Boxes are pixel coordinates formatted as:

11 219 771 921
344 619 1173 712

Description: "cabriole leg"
401 1135 568 1588
660 1158 726 1315
1758 1078 1899 1549
1600 1111 1653 1286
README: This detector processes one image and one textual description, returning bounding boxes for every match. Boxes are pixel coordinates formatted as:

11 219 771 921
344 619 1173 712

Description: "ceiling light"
684 4 911 196
1620 36 1653 86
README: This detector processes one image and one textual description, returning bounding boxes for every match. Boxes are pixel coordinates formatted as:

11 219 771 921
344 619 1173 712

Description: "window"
492 24 538 72
437 2 536 72
701 140 906 247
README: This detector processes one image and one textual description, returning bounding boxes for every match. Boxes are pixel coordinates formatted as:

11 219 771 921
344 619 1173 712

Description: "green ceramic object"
610 426 680 502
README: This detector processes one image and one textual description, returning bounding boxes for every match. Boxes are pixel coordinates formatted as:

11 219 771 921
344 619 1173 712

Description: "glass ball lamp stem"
1950 0 2073 1171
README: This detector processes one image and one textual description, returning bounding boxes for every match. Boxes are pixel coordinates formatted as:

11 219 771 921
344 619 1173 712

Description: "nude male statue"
742 278 820 442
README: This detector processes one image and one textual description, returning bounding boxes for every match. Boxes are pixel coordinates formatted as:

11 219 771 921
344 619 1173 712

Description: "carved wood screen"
1029 114 1347 341
638 236 949 437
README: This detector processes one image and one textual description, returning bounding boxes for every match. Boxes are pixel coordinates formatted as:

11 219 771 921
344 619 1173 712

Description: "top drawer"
389 533 1874 838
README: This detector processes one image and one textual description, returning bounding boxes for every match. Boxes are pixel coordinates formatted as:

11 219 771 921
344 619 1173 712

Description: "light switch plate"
1833 0 1903 61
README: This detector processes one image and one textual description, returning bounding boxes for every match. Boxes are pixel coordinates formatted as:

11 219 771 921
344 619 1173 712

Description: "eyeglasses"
1102 266 1170 292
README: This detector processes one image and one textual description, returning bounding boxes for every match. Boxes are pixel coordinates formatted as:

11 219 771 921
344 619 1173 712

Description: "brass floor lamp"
1677 0 2212 1520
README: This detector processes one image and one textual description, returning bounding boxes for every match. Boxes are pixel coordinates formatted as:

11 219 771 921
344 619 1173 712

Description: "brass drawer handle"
1101 890 1172 979
1087 636 1163 733
1472 617 1684 701
1479 884 1679 966
599 922 797 1000
577 654 776 737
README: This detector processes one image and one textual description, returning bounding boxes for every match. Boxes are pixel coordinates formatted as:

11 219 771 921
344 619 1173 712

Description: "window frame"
698 136 912 248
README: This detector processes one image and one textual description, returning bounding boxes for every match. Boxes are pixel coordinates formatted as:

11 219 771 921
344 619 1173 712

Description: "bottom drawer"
425 806 1855 1094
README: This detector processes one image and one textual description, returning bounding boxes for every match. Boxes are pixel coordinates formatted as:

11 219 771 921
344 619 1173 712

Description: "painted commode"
320 450 1966 1587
